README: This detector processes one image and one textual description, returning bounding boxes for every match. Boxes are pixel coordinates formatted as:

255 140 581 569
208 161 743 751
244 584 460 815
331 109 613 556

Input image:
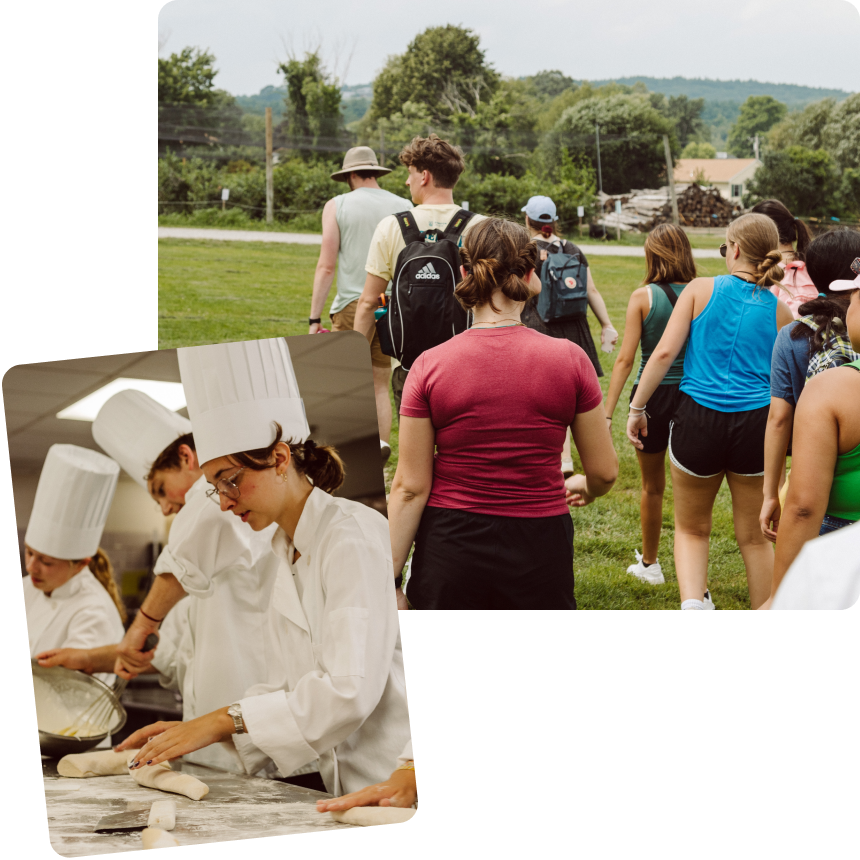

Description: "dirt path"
158 227 723 258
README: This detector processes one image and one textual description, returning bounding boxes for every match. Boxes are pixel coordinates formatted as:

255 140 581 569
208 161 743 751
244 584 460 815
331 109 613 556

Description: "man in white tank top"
308 147 412 460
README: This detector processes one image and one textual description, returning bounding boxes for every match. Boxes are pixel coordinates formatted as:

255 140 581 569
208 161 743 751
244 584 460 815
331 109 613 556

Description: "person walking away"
389 218 617 610
760 229 860 543
521 196 618 475
604 224 697 584
352 134 486 416
309 147 411 461
627 214 793 610
764 258 860 607
751 199 816 318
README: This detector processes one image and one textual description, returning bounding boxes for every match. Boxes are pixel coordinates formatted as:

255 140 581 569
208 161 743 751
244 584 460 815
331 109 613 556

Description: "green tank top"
634 283 687 386
826 359 860 521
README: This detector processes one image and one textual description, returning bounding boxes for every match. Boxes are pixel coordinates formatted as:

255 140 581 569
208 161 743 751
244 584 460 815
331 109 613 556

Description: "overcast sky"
158 0 860 96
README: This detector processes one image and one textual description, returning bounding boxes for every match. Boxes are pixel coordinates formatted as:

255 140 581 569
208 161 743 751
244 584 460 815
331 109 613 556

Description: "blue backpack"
534 239 588 324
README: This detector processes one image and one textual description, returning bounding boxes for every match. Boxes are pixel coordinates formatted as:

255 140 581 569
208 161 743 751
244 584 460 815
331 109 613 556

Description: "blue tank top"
679 274 778 412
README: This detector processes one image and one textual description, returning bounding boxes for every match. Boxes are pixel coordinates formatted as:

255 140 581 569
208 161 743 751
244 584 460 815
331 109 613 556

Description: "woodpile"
596 185 744 232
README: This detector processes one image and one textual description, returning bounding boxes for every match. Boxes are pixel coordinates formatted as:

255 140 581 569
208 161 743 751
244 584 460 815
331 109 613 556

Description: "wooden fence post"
266 107 274 224
663 135 679 226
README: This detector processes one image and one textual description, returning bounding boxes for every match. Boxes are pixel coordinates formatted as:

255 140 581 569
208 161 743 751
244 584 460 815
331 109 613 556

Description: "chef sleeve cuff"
153 546 214 598
397 738 413 767
240 690 319 779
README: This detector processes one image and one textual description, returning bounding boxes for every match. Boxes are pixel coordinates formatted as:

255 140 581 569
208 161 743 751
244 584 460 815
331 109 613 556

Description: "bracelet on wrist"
138 608 163 625
396 762 415 771
629 404 647 413
309 317 322 325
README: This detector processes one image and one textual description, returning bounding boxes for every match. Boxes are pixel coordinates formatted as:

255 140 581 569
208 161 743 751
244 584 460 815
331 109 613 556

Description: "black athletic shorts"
668 391 769 478
406 506 576 610
630 383 681 454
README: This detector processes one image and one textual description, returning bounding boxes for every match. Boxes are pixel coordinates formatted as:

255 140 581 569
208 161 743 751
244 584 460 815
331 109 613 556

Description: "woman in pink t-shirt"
388 218 618 609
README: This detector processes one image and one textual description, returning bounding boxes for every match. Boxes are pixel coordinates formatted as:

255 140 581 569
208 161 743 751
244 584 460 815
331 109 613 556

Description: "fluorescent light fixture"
57 378 186 422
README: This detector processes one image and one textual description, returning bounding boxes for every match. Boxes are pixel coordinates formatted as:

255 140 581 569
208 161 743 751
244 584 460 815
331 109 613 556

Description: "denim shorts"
819 514 856 536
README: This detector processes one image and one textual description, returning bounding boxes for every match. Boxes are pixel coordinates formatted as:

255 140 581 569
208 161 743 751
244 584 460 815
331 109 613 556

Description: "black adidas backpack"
375 208 475 371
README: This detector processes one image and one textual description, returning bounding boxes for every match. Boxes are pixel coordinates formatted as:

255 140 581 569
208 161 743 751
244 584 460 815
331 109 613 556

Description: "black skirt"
521 299 603 377
406 506 576 610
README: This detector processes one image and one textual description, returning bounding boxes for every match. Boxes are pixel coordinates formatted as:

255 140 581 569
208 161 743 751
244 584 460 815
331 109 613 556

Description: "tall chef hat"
92 390 192 489
177 338 310 466
24 444 120 560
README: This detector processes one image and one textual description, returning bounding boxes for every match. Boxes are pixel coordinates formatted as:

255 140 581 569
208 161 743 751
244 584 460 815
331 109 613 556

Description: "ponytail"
750 199 810 262
75 549 127 624
233 422 346 496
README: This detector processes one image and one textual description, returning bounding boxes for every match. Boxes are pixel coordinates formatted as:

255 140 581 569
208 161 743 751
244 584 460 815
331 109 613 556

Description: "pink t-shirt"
770 260 819 318
400 326 604 517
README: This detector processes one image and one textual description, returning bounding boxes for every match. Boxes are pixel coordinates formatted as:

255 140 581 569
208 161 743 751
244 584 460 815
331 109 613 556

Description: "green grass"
159 239 753 609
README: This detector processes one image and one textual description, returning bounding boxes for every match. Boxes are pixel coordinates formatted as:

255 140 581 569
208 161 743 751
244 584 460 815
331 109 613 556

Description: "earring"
279 471 289 483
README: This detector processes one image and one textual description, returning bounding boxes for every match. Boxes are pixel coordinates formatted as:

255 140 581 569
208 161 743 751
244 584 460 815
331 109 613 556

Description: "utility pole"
753 133 760 161
663 135 679 226
265 107 273 224
595 123 605 237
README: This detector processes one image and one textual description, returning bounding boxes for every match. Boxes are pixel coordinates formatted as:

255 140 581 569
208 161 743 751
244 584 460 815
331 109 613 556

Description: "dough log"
57 749 141 778
127 754 209 801
141 827 179 849
330 807 416 826
148 800 176 830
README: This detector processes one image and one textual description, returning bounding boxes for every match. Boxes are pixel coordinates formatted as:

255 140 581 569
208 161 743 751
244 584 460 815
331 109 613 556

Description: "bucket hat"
330 146 391 182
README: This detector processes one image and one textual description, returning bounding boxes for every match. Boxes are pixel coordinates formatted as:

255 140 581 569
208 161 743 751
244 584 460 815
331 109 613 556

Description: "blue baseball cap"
521 196 557 223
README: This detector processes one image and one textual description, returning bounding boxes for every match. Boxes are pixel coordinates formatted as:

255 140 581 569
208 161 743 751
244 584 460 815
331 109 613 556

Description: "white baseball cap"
521 196 558 223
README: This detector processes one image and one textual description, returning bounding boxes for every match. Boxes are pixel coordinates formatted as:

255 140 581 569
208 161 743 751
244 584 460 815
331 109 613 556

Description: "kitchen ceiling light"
57 378 186 422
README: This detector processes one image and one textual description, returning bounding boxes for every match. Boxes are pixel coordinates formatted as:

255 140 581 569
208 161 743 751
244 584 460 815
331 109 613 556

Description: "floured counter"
42 757 354 855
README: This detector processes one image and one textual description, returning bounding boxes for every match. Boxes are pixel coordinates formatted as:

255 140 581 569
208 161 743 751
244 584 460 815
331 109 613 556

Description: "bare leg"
372 364 392 444
636 450 667 565
725 471 774 609
670 463 724 602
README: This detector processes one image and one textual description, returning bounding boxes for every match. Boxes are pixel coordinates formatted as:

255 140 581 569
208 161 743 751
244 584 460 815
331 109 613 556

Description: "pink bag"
770 261 819 318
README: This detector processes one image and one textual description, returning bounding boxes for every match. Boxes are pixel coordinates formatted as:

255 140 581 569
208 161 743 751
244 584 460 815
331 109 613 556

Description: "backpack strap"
395 211 422 246
654 281 679 309
441 209 474 240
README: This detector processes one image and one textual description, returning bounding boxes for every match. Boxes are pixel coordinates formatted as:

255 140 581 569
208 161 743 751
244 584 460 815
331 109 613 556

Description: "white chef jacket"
150 476 281 772
233 487 411 796
772 521 860 610
23 569 125 686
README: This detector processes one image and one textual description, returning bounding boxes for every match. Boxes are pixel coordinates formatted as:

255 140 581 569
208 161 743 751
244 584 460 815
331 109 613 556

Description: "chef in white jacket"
119 338 411 797
23 445 125 677
92 390 280 772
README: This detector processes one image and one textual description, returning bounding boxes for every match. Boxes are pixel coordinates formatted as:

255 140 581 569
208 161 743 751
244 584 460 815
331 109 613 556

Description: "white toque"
177 338 310 466
92 390 192 489
24 444 120 560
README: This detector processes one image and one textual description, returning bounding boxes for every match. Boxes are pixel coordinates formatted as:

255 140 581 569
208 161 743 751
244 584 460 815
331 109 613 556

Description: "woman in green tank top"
769 261 860 605
604 225 697 587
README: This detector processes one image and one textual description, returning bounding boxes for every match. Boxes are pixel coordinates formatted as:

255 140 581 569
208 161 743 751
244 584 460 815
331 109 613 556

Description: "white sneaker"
380 440 391 462
561 458 574 478
626 550 665 584
681 590 716 610
703 590 715 610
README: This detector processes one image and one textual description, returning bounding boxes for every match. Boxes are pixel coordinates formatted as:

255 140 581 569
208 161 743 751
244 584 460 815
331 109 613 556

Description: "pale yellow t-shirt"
365 204 487 284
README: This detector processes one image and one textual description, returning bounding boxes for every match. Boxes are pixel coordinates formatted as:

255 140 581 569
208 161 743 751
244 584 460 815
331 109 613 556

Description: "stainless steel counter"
42 757 353 856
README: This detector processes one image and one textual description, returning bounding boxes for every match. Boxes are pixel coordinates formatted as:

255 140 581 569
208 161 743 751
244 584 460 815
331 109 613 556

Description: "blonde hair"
726 213 785 289
642 224 697 285
74 549 127 624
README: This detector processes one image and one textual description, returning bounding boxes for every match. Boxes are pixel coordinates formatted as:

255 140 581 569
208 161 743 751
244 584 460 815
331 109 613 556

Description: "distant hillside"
233 83 370 125
586 76 852 107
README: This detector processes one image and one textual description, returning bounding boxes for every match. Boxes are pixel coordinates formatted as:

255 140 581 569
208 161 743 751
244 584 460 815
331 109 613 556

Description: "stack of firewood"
648 184 741 229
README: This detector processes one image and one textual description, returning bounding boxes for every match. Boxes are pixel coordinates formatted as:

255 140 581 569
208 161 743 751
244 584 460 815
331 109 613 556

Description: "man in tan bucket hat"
308 147 412 460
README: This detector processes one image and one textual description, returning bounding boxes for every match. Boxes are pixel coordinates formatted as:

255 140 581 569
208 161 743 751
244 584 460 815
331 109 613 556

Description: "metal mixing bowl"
32 660 127 758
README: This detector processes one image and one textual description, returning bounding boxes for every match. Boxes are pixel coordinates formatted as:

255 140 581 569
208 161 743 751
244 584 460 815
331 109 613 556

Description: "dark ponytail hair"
791 228 860 351
146 433 196 483
232 422 345 495
750 199 811 261
456 218 538 313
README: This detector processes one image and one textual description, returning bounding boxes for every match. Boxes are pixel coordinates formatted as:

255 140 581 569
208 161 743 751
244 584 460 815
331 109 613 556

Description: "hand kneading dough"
141 828 179 849
126 754 209 801
148 800 176 830
330 807 416 826
57 749 141 778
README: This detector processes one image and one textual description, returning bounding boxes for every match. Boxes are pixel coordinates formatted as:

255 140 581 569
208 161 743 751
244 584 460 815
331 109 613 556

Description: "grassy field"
159 238 755 609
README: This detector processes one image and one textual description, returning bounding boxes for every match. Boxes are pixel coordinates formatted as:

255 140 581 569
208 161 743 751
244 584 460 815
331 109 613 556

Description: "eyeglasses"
205 467 248 503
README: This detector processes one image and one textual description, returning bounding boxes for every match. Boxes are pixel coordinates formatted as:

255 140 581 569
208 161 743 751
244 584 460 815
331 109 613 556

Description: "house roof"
674 159 760 184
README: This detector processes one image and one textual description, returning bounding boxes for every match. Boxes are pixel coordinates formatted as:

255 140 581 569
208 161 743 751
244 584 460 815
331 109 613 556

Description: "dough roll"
330 807 416 826
141 827 179 849
126 754 209 801
57 749 141 778
148 800 176 830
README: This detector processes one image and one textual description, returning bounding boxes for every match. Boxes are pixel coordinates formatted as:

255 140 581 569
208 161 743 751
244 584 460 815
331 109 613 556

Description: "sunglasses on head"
719 241 737 258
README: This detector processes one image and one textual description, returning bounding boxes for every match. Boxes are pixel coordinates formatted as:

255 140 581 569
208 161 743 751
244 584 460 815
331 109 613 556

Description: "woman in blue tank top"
626 214 794 610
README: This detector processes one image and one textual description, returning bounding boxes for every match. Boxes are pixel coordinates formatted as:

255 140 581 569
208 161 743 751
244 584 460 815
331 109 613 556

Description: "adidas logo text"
415 262 440 280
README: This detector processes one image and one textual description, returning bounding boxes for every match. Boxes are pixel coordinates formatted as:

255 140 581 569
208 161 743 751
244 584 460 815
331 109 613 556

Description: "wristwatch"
309 317 321 325
227 703 246 735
